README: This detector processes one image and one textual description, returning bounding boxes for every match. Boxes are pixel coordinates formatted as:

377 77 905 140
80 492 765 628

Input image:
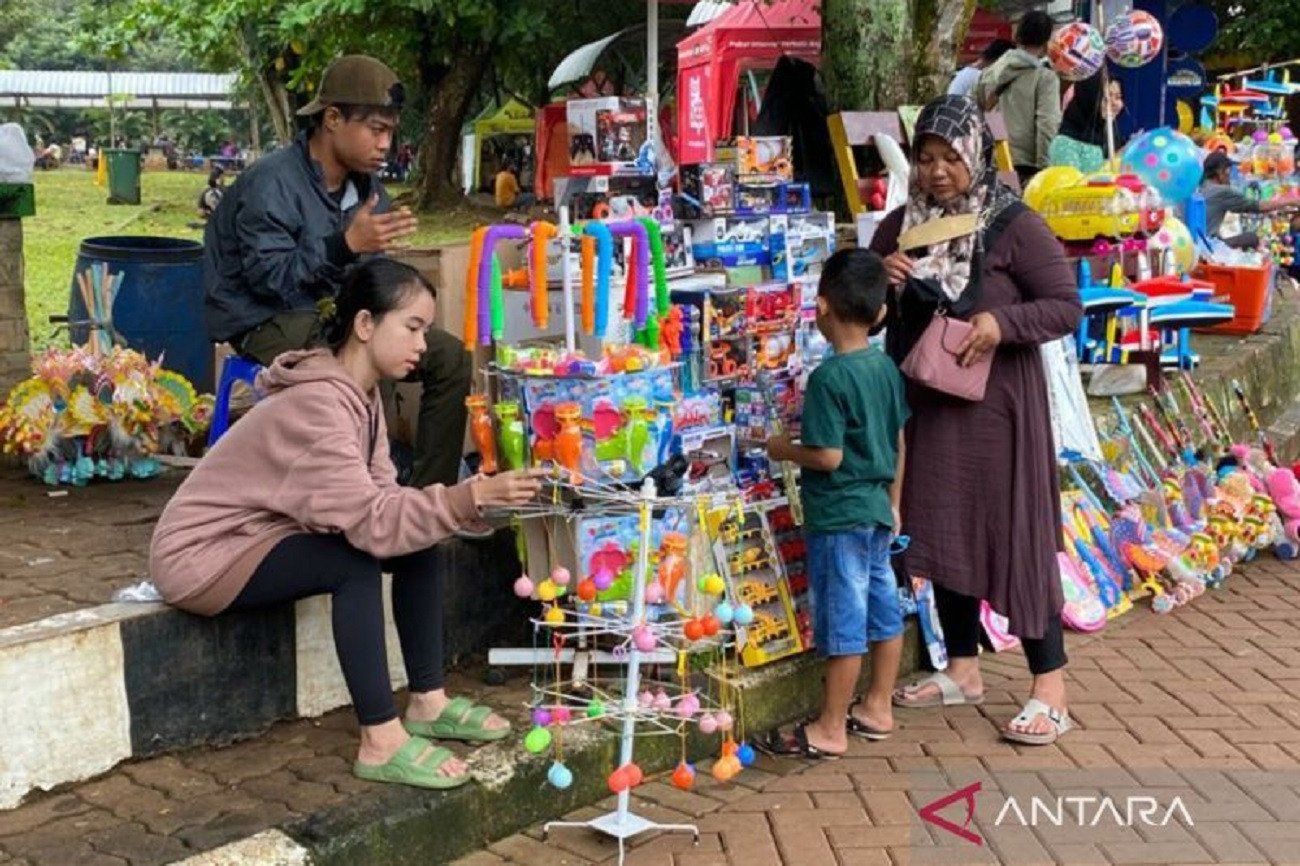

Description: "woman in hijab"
869 95 1082 745
1049 75 1124 173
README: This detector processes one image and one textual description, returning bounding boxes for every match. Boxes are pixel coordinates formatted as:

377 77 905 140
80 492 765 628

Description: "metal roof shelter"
0 71 240 110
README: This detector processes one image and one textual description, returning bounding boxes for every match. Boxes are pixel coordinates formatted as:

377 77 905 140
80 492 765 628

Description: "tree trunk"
256 71 294 146
820 0 911 112
413 41 491 208
912 0 979 102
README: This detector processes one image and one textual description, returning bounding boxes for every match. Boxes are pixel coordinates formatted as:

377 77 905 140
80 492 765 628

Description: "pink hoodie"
149 349 478 615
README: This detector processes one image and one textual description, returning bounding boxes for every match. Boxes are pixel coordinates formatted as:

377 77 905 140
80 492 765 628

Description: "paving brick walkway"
0 464 176 629
455 557 1300 866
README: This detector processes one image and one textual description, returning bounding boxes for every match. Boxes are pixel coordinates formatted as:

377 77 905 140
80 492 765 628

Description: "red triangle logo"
917 781 983 845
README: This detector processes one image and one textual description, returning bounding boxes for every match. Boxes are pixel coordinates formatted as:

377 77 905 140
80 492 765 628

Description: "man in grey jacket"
205 56 489 536
975 11 1061 187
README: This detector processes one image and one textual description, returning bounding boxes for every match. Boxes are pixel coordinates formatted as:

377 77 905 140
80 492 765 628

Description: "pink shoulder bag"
898 310 992 401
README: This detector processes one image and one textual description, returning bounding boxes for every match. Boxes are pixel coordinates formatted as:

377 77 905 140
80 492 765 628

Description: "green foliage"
1207 0 1300 63
1 0 188 71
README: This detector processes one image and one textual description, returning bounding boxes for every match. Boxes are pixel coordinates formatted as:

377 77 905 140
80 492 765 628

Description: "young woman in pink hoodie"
151 258 544 789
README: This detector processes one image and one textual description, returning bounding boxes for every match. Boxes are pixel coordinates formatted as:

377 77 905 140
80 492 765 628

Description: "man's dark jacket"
204 131 390 342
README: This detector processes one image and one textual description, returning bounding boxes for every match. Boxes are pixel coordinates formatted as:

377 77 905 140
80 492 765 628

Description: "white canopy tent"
0 71 240 110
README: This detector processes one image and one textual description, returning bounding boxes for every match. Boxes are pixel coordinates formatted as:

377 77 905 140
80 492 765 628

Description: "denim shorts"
807 524 903 656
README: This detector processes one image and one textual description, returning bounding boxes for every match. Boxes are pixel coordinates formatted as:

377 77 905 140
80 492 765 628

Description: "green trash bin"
105 148 141 205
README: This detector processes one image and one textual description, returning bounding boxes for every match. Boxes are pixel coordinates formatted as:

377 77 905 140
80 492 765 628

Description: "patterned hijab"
901 95 1020 305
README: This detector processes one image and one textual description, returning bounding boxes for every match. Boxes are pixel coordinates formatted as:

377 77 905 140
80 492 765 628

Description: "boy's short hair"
1015 11 1053 48
817 248 888 326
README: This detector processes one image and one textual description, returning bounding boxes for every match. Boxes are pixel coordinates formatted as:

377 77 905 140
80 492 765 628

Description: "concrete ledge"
0 532 527 809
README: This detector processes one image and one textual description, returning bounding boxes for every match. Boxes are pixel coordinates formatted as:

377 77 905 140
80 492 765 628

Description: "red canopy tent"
675 0 821 165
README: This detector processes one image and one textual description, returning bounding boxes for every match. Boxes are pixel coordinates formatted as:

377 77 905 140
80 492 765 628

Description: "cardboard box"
566 97 650 174
737 136 794 183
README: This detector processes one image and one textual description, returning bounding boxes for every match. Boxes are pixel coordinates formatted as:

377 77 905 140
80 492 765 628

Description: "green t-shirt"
797 347 910 533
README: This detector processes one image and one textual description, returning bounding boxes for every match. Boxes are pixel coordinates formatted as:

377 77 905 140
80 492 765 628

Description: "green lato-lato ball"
524 726 553 753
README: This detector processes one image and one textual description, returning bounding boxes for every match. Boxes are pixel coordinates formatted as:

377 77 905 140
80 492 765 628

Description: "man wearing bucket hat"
205 56 490 538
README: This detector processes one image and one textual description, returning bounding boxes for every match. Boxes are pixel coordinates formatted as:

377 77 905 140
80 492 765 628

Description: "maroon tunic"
870 207 1083 639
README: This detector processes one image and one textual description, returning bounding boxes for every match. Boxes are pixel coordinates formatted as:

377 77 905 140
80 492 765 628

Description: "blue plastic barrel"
67 236 212 391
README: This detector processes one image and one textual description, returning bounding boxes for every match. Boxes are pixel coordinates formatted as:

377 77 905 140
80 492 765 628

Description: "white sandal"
892 672 985 708
1002 698 1072 746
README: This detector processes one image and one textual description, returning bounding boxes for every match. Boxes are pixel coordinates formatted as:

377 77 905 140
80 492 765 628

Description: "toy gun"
1230 379 1280 466
755 371 804 526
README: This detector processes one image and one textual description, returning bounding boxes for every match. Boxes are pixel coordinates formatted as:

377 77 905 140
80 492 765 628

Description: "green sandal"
403 696 511 743
352 736 471 790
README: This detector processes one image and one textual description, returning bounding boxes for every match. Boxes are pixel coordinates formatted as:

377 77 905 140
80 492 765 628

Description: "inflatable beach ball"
1105 10 1164 68
1049 22 1106 82
1120 127 1201 206
1150 215 1198 274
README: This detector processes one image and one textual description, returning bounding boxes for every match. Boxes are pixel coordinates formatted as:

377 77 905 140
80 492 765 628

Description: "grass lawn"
23 167 486 351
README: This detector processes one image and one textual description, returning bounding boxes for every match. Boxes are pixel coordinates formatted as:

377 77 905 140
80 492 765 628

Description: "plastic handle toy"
635 216 670 316
530 221 558 329
474 224 529 346
489 256 506 341
623 237 639 328
494 400 525 471
463 226 489 346
466 394 498 474
579 234 596 334
581 222 614 337
606 220 651 328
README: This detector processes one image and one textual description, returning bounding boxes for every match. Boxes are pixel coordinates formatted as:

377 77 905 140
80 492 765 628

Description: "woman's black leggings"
932 583 1067 675
227 534 444 726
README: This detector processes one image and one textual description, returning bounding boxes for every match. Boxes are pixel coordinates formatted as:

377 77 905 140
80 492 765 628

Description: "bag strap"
897 213 979 251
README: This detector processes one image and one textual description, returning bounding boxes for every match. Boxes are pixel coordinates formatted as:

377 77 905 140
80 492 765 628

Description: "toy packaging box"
770 212 836 282
690 216 771 268
499 367 678 484
699 163 737 214
566 97 651 174
736 136 794 183
678 424 736 494
713 506 805 666
575 509 688 609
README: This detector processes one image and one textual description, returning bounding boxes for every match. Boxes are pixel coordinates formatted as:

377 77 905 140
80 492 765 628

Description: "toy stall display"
1049 368 1300 631
0 345 211 486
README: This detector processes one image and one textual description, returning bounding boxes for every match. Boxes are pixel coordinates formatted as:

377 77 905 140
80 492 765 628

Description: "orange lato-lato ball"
624 762 644 787
576 579 598 602
683 618 705 641
671 761 696 790
700 614 721 636
607 766 631 793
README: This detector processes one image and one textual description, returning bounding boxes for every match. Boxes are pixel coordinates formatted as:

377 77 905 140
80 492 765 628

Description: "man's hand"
955 312 1002 367
766 432 793 462
344 194 418 254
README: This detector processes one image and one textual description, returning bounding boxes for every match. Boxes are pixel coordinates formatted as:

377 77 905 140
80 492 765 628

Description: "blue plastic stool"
207 354 263 448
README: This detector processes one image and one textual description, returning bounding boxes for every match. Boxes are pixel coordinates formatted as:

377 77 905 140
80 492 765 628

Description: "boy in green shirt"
764 249 909 759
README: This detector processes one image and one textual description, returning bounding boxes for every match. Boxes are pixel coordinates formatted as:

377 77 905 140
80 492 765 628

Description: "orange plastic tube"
580 235 596 334
464 226 488 347
530 221 558 329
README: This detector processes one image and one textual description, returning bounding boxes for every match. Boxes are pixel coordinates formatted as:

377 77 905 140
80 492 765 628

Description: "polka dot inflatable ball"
1119 127 1201 207
1105 10 1163 68
1048 21 1106 82
1149 215 1198 274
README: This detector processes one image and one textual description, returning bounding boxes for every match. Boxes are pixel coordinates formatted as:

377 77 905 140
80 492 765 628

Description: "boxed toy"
700 163 736 214
737 136 794 183
499 367 677 483
690 216 771 268
566 97 651 174
678 424 736 494
770 212 836 282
